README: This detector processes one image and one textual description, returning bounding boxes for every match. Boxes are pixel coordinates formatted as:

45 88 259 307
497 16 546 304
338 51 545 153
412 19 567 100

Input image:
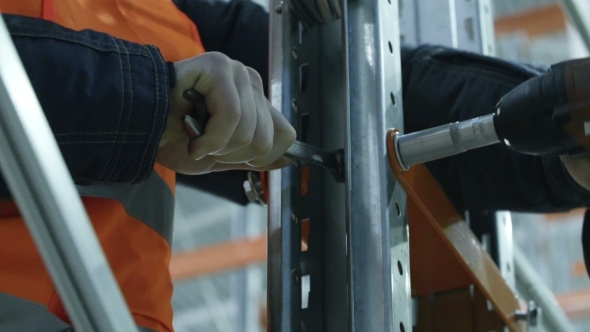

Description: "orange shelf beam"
556 288 590 319
494 4 567 38
170 235 267 281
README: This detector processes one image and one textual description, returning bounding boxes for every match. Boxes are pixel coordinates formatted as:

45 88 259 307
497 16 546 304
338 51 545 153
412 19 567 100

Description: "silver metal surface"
559 0 590 52
284 140 344 179
396 114 499 167
455 0 496 55
243 172 267 205
0 16 137 332
345 0 411 330
183 115 205 138
495 211 515 290
268 0 410 329
285 0 342 28
399 0 496 55
267 0 298 329
514 245 575 332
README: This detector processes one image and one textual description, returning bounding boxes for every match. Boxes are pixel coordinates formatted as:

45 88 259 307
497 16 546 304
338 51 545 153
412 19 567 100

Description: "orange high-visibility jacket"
0 1 205 331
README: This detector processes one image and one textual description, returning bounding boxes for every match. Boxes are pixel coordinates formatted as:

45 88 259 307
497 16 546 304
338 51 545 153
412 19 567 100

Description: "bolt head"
243 180 258 203
292 270 299 285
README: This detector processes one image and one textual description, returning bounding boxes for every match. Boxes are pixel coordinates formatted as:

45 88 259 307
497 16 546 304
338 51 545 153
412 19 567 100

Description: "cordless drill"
393 57 590 169
495 57 590 157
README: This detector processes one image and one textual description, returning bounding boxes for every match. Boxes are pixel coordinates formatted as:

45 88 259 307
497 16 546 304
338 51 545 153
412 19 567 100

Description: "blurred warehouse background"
170 0 590 331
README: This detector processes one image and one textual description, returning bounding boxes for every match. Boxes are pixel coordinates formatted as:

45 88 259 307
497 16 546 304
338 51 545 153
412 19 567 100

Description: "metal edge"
344 0 411 330
0 15 136 332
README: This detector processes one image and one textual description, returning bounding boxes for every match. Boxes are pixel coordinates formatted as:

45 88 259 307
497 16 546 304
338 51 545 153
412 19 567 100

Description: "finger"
211 156 293 172
211 63 257 157
188 55 241 160
214 80 274 164
246 100 296 167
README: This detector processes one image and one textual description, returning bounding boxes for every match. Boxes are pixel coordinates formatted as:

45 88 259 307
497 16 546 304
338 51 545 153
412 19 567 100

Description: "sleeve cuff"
125 45 171 183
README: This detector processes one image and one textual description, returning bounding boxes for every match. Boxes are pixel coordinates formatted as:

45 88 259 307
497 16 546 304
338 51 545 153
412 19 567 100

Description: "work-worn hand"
561 155 590 191
156 52 296 174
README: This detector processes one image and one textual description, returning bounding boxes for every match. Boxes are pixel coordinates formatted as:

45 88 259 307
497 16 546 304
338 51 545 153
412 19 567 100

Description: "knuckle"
234 134 254 149
285 125 296 143
225 108 242 124
208 52 232 68
207 141 226 154
277 123 296 144
251 139 273 156
232 59 248 74
247 67 264 90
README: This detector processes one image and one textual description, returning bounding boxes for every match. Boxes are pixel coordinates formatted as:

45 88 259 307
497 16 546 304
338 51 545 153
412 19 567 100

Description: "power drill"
495 57 590 157
393 57 590 169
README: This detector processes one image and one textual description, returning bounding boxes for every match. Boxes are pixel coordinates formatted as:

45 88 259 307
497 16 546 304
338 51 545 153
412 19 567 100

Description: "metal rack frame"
267 0 410 330
0 15 137 332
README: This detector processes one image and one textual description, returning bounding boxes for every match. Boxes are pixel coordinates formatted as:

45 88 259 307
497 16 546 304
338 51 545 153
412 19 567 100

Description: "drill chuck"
394 56 590 170
395 114 499 169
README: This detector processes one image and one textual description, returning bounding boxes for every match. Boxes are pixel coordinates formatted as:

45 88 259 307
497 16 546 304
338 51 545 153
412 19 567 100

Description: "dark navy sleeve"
0 14 170 199
173 0 270 93
401 45 590 212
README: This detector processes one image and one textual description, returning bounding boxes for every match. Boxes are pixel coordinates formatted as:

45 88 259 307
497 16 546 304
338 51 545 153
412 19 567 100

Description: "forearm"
401 45 590 212
1 14 170 199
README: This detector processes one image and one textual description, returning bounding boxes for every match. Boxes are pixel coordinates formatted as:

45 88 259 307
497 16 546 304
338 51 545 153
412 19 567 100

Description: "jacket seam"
7 24 149 55
96 36 125 182
107 39 134 181
132 47 160 182
59 140 145 144
55 132 147 136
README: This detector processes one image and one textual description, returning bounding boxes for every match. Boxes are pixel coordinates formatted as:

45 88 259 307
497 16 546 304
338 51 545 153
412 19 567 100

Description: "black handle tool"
182 89 344 182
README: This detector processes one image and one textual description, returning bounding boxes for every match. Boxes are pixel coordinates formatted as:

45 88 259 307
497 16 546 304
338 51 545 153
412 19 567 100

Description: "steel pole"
0 15 137 332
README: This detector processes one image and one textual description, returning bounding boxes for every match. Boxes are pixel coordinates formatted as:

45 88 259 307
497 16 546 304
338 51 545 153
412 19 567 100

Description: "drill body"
495 57 590 157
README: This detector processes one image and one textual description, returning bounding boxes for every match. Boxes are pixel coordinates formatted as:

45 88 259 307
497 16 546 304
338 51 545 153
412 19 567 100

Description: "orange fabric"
0 1 43 18
41 0 52 20
0 199 174 331
0 1 206 331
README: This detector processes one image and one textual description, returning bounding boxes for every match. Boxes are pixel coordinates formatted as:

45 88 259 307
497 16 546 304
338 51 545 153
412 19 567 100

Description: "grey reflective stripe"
0 292 73 332
0 292 159 332
77 172 174 243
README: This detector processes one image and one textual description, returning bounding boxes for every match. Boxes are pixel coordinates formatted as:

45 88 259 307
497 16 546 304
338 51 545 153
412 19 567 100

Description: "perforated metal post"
0 15 137 332
267 0 411 330
399 0 495 55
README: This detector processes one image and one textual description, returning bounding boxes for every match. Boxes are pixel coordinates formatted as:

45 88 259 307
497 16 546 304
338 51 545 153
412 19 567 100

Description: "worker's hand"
156 52 296 174
561 154 590 191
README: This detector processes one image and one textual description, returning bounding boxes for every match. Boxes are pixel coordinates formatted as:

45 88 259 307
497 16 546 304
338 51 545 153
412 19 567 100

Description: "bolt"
274 2 283 14
292 270 299 285
243 180 258 203
291 99 298 113
528 301 540 327
242 172 267 205
514 301 540 327
515 310 527 322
